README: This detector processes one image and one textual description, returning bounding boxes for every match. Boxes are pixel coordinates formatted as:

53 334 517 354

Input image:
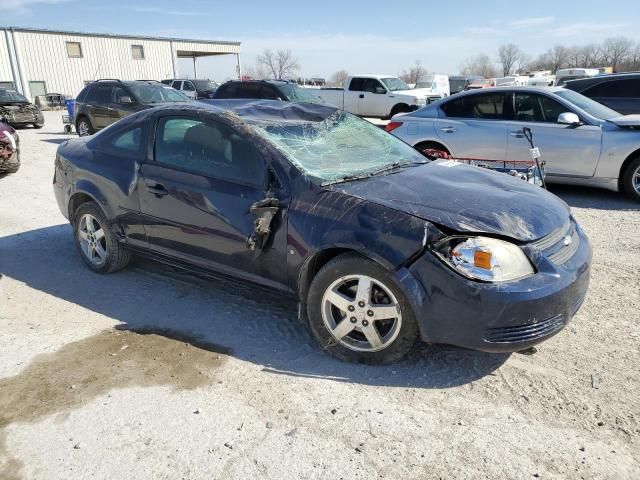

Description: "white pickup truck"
314 75 443 119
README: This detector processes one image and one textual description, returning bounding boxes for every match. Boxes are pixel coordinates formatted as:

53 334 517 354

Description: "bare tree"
601 37 634 71
257 49 300 79
460 54 497 78
498 44 521 76
399 60 427 84
329 69 349 87
516 52 531 73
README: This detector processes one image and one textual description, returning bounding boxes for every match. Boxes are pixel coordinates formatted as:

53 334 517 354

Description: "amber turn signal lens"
473 250 492 270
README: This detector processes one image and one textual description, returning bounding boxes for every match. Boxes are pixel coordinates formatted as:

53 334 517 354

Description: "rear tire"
306 253 419 364
72 201 131 273
622 156 640 202
4 163 19 174
388 104 412 120
76 116 94 137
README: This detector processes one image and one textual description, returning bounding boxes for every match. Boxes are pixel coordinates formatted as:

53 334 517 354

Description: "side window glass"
538 95 569 123
171 81 182 90
112 87 130 104
76 86 89 103
514 93 544 122
215 83 236 98
260 86 281 100
348 78 365 91
441 98 464 117
107 126 144 154
155 117 265 186
587 79 639 98
361 78 383 93
463 93 505 119
237 83 262 98
183 82 195 92
87 85 112 104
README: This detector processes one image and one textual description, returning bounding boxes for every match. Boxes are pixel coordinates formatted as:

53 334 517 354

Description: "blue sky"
2 0 639 80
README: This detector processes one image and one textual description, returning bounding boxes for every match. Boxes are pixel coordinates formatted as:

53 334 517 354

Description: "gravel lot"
1 111 639 479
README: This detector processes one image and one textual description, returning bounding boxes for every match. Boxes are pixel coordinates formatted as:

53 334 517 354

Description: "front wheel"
73 202 131 273
33 123 43 129
307 254 419 364
622 157 640 202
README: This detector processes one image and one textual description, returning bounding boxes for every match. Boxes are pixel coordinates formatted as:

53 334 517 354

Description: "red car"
0 120 20 174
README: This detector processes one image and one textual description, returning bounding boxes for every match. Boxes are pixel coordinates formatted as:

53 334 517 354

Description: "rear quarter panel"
596 123 640 179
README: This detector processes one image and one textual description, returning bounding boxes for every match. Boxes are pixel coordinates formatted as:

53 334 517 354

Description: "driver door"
506 92 602 177
137 114 289 289
357 78 387 117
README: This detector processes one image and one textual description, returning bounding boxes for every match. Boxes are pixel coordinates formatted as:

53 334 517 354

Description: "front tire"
622 156 640 202
73 202 131 273
33 123 43 129
307 253 419 364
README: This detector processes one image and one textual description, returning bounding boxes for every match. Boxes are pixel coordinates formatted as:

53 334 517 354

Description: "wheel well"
619 148 640 192
298 248 355 303
414 141 450 158
390 103 411 117
68 193 94 220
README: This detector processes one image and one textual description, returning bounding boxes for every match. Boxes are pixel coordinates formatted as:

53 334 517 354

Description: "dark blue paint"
53 100 591 353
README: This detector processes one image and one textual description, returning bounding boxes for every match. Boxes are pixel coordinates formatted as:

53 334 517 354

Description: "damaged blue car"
53 100 592 364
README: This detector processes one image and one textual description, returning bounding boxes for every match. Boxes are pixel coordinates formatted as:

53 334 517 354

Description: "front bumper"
408 223 592 352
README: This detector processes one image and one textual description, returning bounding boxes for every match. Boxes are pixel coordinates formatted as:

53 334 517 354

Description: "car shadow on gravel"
0 224 509 390
549 185 640 211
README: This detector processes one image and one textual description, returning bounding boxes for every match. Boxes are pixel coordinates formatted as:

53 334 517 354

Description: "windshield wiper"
322 161 423 186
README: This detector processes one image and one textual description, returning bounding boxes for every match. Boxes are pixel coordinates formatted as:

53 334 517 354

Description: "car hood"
330 162 570 242
607 115 640 127
0 102 36 111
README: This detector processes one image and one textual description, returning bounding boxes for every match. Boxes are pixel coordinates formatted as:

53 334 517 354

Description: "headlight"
414 97 427 105
433 236 534 282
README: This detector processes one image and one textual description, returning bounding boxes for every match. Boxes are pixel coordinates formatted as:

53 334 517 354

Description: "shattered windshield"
381 77 410 92
0 89 29 103
252 111 426 184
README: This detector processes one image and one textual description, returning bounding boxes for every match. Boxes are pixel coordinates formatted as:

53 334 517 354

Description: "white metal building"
0 26 241 100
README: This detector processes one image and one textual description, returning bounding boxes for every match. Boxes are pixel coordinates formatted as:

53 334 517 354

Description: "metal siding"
0 33 14 83
1 29 238 99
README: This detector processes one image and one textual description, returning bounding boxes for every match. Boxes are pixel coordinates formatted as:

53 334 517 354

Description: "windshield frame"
380 77 410 92
554 89 620 120
249 110 426 186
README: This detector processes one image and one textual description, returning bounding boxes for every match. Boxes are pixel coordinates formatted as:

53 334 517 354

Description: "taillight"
385 121 403 133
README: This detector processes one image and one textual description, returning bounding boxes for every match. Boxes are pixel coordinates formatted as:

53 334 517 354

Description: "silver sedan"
387 86 640 201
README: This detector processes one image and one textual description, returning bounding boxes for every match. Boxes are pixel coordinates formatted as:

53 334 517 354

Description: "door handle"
359 94 364 98
510 130 525 138
441 126 456 133
145 184 168 197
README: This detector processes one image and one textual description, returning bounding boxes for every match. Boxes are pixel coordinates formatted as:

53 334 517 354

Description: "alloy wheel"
77 213 107 266
321 274 402 352
633 165 640 194
78 120 90 137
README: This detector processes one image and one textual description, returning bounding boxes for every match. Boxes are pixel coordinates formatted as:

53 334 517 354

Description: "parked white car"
495 76 529 87
415 74 450 97
314 75 443 119
387 86 640 201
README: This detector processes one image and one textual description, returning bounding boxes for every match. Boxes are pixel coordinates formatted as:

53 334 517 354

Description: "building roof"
0 26 240 47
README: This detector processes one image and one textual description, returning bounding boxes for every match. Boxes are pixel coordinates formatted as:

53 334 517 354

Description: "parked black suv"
0 88 44 128
74 80 189 136
160 78 219 100
564 73 640 115
212 80 323 103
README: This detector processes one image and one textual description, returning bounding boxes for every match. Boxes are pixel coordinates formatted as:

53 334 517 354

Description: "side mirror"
557 112 581 126
120 96 134 104
375 86 386 94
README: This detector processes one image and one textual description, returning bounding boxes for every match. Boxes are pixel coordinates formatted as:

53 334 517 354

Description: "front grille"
484 314 565 343
13 112 34 123
531 219 579 265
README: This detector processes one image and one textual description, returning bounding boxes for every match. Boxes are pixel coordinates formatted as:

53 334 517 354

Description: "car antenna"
522 127 546 189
